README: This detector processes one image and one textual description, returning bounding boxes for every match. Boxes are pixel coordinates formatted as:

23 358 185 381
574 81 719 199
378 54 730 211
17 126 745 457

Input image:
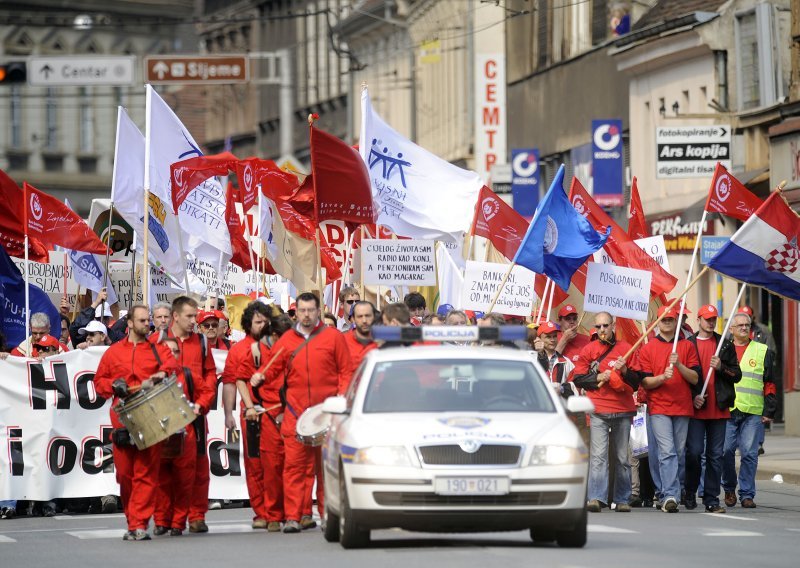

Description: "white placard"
12 251 82 308
461 260 536 317
592 235 670 273
361 239 436 286
584 262 651 321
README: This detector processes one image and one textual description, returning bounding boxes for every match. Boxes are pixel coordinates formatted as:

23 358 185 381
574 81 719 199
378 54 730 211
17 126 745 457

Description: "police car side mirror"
322 395 349 415
566 396 594 414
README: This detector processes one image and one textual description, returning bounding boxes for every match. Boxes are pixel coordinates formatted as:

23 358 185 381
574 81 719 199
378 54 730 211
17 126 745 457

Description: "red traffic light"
0 61 27 84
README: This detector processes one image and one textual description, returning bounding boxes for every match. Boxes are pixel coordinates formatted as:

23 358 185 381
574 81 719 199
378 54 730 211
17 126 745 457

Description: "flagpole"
243 188 258 296
619 266 710 362
173 214 191 294
699 283 746 398
671 209 708 355
100 203 114 316
359 225 365 297
535 278 550 322
466 195 481 262
545 279 556 321
143 88 153 306
23 182 30 346
486 261 515 314
315 226 324 303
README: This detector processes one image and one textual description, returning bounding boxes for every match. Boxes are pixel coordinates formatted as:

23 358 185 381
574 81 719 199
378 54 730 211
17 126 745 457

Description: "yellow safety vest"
732 341 768 415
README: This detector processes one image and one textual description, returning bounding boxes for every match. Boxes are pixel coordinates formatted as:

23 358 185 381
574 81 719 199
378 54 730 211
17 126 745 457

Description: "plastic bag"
630 405 648 458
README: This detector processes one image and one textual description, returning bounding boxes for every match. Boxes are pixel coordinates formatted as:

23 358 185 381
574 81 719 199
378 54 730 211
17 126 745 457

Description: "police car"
320 326 593 549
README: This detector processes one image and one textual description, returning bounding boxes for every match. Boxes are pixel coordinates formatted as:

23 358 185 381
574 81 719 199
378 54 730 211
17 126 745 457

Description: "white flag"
145 85 232 265
258 198 318 292
111 106 187 286
436 243 464 309
359 87 482 243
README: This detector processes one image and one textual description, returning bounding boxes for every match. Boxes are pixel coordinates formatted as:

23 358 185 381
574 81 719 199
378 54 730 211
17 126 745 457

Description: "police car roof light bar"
372 326 527 343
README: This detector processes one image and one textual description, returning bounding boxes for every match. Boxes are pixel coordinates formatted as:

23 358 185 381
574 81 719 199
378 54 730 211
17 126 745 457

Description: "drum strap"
182 366 206 456
149 342 162 367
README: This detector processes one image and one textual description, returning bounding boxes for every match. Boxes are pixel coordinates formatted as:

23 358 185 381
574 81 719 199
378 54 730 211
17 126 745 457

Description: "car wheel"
339 470 370 549
529 527 556 543
556 509 587 548
323 503 340 543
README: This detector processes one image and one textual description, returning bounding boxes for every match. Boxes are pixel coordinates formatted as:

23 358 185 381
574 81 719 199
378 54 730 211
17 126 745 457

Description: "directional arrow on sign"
152 61 169 80
719 127 727 137
40 64 53 79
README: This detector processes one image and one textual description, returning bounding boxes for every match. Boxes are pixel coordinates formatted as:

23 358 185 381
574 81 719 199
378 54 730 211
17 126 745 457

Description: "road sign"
656 125 731 179
145 55 249 84
27 56 135 86
700 236 729 264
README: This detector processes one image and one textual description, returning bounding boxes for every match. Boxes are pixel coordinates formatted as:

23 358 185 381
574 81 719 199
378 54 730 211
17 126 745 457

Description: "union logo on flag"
764 236 799 274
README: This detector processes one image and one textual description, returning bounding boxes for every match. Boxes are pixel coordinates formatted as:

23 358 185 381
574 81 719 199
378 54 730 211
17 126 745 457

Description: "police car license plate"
434 477 510 495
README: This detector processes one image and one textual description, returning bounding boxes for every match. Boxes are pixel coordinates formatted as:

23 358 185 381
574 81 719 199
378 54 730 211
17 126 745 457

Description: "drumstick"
256 347 284 375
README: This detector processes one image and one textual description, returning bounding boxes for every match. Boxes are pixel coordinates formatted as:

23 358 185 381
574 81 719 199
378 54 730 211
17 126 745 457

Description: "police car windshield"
363 359 556 413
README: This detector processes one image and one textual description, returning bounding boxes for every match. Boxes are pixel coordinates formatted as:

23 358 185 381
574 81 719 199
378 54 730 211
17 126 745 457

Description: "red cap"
197 310 221 324
658 305 678 319
558 304 577 318
34 334 60 349
288 302 297 311
538 321 560 335
738 305 754 317
697 304 719 319
214 309 228 321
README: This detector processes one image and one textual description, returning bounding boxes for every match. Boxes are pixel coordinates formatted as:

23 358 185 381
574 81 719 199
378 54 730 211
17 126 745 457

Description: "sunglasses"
594 323 612 329
35 346 58 352
345 299 357 305
200 323 219 329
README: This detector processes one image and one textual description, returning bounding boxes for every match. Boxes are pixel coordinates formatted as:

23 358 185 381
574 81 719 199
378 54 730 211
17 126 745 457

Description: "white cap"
79 320 108 336
95 303 112 318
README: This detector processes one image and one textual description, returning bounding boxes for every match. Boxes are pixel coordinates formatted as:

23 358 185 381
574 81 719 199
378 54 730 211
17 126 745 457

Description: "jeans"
685 418 727 507
648 414 690 502
0 500 16 509
646 412 662 501
588 413 633 505
722 411 762 501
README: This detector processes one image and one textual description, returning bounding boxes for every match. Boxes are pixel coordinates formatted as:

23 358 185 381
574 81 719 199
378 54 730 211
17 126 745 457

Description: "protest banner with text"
583 262 652 320
461 260 536 317
361 239 436 286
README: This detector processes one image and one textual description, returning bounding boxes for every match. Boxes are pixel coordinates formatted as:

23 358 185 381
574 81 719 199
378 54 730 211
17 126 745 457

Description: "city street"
1 480 798 568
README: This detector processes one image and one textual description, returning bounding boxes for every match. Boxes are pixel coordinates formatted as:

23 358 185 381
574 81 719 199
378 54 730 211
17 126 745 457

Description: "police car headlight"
353 446 414 467
529 445 586 466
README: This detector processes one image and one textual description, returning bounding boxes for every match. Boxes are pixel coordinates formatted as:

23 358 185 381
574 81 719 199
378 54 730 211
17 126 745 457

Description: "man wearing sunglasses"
197 310 231 350
571 312 641 514
721 311 777 509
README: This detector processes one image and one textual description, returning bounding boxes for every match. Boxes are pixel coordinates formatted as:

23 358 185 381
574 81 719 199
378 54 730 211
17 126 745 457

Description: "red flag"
224 182 253 272
569 177 677 297
238 157 299 213
627 177 649 240
0 171 48 261
309 126 376 224
170 152 238 213
23 183 108 255
472 186 529 261
704 163 763 222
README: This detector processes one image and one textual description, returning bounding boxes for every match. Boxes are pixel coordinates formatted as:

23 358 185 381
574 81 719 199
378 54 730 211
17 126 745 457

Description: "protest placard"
593 235 670 273
461 260 536 317
361 239 436 286
584 262 651 320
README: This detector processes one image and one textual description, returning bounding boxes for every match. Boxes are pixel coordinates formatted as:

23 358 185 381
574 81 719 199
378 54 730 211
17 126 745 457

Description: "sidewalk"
755 423 800 485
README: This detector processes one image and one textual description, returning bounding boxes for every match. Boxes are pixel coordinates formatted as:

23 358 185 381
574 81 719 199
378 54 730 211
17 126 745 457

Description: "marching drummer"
262 292 351 533
94 304 181 542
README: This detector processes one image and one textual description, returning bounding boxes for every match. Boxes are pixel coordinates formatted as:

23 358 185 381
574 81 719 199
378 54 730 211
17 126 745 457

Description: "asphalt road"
1 480 798 568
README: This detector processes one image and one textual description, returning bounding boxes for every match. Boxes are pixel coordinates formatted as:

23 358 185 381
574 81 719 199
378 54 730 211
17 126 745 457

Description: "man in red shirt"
343 301 377 385
556 304 591 364
631 305 701 513
572 312 641 513
94 305 181 541
685 305 741 513
221 301 284 531
264 292 351 533
150 296 218 533
198 310 231 350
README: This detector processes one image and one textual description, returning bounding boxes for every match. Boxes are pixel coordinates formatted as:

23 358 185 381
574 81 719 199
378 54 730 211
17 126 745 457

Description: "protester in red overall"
150 296 217 533
263 292 351 533
221 301 284 531
152 336 215 536
556 304 591 364
571 312 641 513
342 301 377 387
94 305 181 541
631 305 700 513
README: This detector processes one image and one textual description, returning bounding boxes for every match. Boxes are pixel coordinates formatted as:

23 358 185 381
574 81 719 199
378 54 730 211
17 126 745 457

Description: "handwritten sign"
584 262 651 320
461 260 536 317
593 235 670 273
361 239 436 286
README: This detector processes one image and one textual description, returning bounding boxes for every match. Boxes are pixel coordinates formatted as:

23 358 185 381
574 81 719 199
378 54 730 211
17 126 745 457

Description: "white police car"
320 326 593 549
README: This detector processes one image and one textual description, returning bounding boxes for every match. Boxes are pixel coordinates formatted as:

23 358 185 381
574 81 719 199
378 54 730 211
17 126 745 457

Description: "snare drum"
295 403 332 447
113 377 195 450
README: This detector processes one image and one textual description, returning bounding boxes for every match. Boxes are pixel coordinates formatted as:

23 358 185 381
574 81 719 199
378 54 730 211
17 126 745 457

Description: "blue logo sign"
368 138 411 188
511 148 539 218
591 119 624 207
700 236 729 264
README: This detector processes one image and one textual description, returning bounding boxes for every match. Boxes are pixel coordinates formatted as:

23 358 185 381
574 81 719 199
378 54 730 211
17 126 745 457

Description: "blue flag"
513 165 610 292
0 244 61 347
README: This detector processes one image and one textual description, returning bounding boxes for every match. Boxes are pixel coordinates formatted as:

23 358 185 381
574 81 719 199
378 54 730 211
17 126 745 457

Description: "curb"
756 468 800 486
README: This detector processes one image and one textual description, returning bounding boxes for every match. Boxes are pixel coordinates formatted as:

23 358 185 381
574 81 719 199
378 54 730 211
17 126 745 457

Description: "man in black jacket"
685 305 741 513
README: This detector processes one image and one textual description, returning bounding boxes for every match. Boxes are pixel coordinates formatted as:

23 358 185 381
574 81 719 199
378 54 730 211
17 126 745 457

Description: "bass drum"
113 377 195 450
295 403 332 447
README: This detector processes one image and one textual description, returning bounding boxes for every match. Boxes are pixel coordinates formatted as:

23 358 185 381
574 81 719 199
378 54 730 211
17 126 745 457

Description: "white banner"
593 235 670 273
361 239 436 286
461 260 536 317
0 348 248 500
583 262 651 320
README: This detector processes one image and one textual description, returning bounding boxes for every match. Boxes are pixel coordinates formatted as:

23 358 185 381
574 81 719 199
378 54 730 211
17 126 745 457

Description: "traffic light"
0 61 27 84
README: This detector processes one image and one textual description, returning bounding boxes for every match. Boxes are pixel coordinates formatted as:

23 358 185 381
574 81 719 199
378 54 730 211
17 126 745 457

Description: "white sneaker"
662 497 678 513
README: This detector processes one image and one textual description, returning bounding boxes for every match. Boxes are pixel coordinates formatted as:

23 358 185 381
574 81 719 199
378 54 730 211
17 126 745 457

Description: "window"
45 88 58 151
78 87 94 153
10 85 22 148
735 3 783 111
